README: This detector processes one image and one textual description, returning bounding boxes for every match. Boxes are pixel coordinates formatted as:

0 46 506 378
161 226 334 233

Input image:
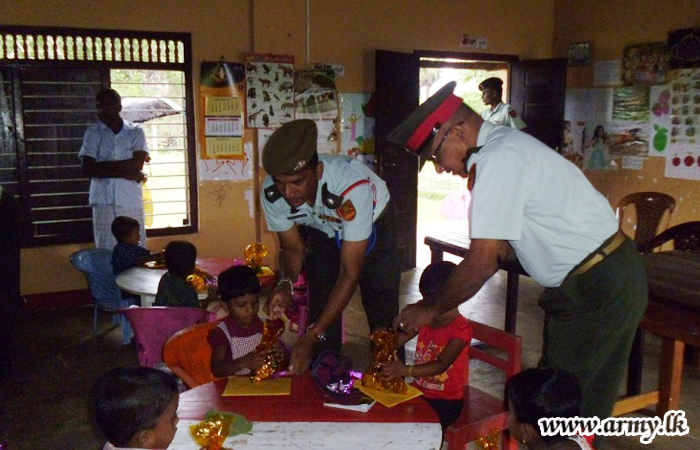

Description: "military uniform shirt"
480 102 526 129
466 122 618 287
262 155 390 241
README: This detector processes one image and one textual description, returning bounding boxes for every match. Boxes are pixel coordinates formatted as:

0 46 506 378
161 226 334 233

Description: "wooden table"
169 375 442 449
614 250 700 417
115 257 272 307
424 232 528 334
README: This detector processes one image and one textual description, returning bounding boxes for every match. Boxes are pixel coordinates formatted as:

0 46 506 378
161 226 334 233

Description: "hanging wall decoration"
244 53 295 129
622 42 668 86
668 27 700 69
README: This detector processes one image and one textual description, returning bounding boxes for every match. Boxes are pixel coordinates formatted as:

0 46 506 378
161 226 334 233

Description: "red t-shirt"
413 315 472 400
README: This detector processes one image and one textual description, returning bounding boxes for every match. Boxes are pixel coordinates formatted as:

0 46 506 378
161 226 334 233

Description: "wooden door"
375 50 420 270
510 58 568 150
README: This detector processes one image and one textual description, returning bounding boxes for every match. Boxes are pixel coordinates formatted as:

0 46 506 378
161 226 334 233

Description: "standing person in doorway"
478 77 527 130
388 81 647 423
261 119 401 375
79 88 149 250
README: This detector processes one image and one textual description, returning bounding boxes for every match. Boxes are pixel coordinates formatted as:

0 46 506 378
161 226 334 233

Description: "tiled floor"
1 265 699 449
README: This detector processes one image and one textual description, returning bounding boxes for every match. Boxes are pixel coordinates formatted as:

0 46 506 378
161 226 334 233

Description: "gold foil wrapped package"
252 319 286 382
362 327 408 394
475 428 501 449
189 413 232 450
244 242 268 273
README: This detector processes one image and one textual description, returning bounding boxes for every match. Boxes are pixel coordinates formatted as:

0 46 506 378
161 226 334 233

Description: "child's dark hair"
506 368 582 443
111 216 140 243
93 366 178 447
419 261 457 297
165 240 197 277
218 264 261 301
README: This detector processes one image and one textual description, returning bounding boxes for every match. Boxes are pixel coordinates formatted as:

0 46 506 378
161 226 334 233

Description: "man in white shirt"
479 77 527 130
78 88 149 249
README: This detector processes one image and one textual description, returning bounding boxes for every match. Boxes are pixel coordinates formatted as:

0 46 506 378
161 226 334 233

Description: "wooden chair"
163 320 221 389
616 192 675 249
637 221 700 254
117 306 214 368
443 320 522 450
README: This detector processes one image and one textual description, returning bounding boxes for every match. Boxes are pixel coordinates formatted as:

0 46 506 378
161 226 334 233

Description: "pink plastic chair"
116 306 215 368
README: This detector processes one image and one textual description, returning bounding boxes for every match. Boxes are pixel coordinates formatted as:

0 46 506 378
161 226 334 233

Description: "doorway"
416 60 510 268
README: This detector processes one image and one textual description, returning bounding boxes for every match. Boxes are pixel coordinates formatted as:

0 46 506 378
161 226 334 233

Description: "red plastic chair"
163 320 222 389
443 319 522 450
117 306 214 368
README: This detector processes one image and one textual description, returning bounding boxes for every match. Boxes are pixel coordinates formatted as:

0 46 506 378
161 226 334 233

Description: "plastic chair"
163 320 222 389
637 221 700 254
69 248 136 344
116 306 214 368
616 192 675 249
443 320 522 450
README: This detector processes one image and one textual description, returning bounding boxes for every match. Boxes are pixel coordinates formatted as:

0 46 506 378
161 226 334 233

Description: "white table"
115 266 166 307
169 376 442 450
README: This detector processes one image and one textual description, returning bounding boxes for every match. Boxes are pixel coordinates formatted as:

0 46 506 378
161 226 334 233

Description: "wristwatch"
307 323 327 343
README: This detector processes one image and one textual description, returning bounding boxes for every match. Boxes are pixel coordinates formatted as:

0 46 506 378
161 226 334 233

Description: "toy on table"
362 327 408 394
189 409 252 450
187 267 216 294
244 242 268 274
252 319 287 382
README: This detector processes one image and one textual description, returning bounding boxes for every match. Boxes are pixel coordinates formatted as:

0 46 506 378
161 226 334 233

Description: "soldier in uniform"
261 119 401 375
387 82 647 423
478 77 527 130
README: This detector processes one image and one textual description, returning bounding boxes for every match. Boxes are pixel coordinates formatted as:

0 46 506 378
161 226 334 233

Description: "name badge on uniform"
287 212 308 220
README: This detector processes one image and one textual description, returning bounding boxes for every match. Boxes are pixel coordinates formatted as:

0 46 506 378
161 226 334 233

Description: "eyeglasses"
427 125 452 164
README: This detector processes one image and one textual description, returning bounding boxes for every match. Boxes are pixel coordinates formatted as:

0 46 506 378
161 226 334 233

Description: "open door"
510 58 568 151
375 50 420 270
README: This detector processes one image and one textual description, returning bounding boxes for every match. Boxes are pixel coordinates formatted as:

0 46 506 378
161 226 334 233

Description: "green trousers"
539 238 648 419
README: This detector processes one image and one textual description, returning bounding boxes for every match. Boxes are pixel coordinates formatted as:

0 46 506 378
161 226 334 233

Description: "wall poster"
294 69 339 154
244 53 295 129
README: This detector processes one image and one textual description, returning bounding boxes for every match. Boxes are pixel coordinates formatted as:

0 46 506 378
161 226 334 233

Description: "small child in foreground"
507 368 595 449
93 366 179 450
209 265 285 377
380 261 472 431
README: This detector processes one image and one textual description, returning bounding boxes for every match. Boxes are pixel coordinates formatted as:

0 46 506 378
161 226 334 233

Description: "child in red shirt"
380 261 472 431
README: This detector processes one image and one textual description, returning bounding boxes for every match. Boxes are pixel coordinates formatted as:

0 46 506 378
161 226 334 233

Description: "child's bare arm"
386 338 468 379
210 345 264 377
394 327 418 348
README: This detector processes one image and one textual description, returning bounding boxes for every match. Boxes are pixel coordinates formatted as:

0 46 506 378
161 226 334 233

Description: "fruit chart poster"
665 68 700 180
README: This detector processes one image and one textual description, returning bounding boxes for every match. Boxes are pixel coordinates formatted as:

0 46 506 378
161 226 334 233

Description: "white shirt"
262 155 390 241
78 121 148 207
467 122 618 287
480 102 526 129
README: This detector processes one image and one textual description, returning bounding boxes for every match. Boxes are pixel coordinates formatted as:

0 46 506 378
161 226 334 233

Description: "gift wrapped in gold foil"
252 319 286 382
362 327 408 394
244 242 268 273
189 413 232 450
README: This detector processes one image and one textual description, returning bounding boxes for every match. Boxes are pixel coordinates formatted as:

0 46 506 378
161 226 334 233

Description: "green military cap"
478 77 503 92
387 81 463 162
262 119 318 175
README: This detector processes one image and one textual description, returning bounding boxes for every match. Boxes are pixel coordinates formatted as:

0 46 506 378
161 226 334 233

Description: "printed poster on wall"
622 42 668 86
294 69 339 154
198 61 253 181
665 68 700 179
649 85 672 156
609 86 650 158
244 53 295 128
564 89 617 170
340 93 375 172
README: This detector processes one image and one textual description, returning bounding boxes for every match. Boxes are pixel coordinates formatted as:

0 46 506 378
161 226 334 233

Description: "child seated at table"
506 368 595 449
110 216 163 276
380 261 472 431
154 240 200 308
93 366 179 450
208 264 285 377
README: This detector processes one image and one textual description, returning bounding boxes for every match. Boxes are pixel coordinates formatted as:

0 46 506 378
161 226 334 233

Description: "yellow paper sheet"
223 376 291 396
357 383 423 408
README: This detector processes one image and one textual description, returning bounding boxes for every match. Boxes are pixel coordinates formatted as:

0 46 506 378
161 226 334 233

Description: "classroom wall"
3 0 554 297
553 0 700 232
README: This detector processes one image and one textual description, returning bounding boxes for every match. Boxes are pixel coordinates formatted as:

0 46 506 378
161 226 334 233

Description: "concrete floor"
1 266 699 449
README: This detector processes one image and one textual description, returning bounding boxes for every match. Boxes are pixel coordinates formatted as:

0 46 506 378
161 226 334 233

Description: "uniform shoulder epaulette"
264 184 282 203
321 183 344 209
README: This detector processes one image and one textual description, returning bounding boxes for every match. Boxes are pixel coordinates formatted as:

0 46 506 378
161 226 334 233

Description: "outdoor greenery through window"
112 69 191 230
0 25 196 246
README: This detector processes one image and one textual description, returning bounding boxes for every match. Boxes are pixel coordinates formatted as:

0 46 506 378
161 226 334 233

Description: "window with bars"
0 26 197 246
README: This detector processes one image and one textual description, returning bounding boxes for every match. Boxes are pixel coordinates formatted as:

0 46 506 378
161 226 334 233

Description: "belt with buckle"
569 230 627 278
